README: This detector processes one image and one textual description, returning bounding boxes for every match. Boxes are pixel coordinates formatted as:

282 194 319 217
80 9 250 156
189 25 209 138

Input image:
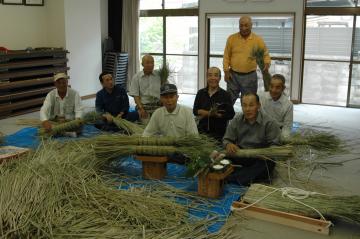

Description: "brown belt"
231 70 256 75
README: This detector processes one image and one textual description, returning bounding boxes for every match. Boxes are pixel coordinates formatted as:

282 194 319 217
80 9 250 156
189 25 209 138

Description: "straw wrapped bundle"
243 184 360 224
283 130 343 153
250 47 271 91
39 119 84 137
231 145 294 160
112 116 144 135
0 141 233 238
16 118 42 127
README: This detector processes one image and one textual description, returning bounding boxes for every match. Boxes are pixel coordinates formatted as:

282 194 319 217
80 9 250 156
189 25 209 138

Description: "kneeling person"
223 92 280 186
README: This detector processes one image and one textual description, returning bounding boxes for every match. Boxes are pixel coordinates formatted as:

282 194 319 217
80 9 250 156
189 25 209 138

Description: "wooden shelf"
0 48 69 118
0 58 67 70
0 77 54 90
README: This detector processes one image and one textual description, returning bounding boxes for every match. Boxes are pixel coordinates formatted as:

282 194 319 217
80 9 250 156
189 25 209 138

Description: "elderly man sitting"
193 67 235 142
143 83 198 164
40 73 82 133
223 92 280 186
259 74 293 139
129 54 165 124
143 83 198 137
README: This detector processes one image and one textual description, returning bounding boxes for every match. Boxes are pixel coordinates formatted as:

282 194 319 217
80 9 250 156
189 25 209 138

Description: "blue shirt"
95 85 129 117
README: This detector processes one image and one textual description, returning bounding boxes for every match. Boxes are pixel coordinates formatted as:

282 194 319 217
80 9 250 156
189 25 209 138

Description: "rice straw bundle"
16 118 42 126
230 145 294 160
39 119 84 137
250 47 271 91
243 184 360 224
283 130 343 153
0 141 233 238
112 116 144 135
82 110 102 124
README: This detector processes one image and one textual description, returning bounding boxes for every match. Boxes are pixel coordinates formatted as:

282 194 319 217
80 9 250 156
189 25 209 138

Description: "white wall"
46 0 65 48
199 0 305 101
64 0 103 96
0 4 48 50
100 0 109 41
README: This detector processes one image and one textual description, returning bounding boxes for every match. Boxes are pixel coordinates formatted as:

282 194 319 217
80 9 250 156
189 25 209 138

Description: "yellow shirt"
223 32 271 73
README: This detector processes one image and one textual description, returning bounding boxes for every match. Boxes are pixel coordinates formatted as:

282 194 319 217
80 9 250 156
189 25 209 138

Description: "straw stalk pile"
243 184 360 225
0 141 235 238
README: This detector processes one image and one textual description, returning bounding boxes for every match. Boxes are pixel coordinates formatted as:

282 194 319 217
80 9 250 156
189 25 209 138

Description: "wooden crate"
232 201 332 235
198 165 234 198
0 146 30 164
135 155 168 180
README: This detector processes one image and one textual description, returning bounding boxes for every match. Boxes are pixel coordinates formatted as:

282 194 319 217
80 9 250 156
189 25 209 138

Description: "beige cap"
54 72 68 82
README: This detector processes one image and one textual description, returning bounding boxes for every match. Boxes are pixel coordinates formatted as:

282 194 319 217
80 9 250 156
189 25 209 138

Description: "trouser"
226 157 275 186
227 70 258 105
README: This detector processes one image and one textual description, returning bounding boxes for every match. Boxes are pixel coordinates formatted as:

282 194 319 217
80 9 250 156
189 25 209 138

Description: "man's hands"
102 113 113 123
263 63 270 72
42 120 52 132
198 109 223 119
226 143 239 155
224 71 232 82
138 107 148 119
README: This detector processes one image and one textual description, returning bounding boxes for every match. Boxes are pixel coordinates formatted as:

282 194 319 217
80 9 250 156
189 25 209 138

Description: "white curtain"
121 0 139 90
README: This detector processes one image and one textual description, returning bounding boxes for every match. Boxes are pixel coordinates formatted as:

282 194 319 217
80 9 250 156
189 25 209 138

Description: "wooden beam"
232 201 332 235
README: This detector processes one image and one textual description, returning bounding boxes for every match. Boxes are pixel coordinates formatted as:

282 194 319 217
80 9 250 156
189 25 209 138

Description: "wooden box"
135 155 168 180
198 165 234 198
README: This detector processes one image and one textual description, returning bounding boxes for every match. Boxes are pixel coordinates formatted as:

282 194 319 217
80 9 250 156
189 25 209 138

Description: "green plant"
250 47 271 91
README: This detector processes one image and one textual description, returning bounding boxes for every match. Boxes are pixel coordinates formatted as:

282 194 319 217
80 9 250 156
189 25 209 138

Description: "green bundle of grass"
283 130 343 153
158 61 171 86
112 116 145 135
0 141 232 238
230 145 294 160
250 47 271 91
243 184 360 225
89 134 219 176
39 118 84 137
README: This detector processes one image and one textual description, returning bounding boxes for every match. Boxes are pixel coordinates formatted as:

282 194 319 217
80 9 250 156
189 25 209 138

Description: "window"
207 15 294 95
306 0 358 7
139 0 199 94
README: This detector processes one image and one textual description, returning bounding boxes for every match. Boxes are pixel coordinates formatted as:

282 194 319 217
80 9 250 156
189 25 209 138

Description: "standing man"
40 73 83 131
129 54 163 123
223 92 280 186
223 16 271 104
95 72 138 131
193 67 235 142
259 74 293 140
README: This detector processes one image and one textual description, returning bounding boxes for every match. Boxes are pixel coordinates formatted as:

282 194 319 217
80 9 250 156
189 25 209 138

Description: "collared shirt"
193 87 235 140
40 88 82 121
129 70 162 104
95 85 129 117
143 104 199 137
223 32 271 73
223 111 280 149
259 92 293 138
